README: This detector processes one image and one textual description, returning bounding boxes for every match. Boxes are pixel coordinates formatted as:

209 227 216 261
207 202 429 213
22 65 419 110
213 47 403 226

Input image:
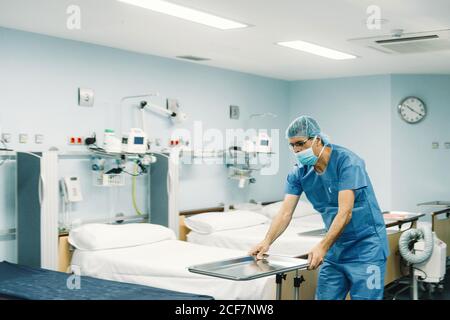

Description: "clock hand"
405 104 424 117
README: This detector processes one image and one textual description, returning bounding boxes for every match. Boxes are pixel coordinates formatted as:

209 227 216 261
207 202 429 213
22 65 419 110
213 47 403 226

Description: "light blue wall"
0 27 290 261
289 74 450 213
391 75 450 212
289 76 392 210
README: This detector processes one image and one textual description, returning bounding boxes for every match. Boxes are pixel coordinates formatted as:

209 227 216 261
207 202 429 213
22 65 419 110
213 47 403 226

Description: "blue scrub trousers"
315 259 386 300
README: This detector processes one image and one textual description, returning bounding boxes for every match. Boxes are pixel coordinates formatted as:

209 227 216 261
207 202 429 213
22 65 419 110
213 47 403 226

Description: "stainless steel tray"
297 228 327 237
188 255 309 281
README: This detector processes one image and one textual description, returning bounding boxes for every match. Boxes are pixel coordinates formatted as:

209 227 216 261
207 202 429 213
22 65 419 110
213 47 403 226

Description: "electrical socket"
78 88 95 107
230 105 240 119
68 137 84 146
69 137 83 145
2 133 11 143
19 133 28 144
35 134 44 144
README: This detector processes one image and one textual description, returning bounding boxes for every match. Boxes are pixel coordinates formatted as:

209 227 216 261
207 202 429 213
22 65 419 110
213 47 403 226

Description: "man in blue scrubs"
249 116 389 300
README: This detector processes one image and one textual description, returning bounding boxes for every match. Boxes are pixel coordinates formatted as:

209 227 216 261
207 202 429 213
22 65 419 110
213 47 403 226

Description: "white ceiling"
1 0 449 80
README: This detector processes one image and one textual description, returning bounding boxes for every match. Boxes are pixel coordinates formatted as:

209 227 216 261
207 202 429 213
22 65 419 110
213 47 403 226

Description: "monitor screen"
134 137 144 145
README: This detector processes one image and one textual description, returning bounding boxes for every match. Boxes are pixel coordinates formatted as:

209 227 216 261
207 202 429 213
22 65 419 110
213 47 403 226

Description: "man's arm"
249 194 299 259
263 194 299 244
308 189 355 269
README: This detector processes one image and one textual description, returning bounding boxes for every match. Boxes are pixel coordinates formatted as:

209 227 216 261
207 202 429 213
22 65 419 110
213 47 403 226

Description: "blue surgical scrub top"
285 144 389 263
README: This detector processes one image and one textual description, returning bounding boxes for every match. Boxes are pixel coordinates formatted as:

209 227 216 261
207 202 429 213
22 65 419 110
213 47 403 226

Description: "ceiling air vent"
348 29 450 54
176 55 211 62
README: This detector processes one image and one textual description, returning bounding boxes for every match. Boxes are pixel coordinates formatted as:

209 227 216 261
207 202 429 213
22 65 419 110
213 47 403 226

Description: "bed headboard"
178 201 281 241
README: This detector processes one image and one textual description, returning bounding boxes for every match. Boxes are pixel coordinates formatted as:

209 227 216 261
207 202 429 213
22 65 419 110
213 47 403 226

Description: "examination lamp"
139 100 187 124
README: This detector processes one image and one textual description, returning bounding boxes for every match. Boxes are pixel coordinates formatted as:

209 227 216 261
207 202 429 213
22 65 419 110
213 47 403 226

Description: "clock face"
398 97 426 124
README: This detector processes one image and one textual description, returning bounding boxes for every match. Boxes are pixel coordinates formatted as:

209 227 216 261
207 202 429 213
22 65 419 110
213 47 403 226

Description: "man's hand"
249 240 271 260
307 243 329 270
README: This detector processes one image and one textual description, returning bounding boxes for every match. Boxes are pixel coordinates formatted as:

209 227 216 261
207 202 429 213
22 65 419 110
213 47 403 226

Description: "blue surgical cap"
285 115 330 145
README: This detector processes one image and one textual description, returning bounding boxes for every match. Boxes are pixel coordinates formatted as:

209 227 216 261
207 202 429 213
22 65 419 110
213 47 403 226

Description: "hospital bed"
65 223 276 300
0 261 212 300
180 201 423 300
179 202 321 300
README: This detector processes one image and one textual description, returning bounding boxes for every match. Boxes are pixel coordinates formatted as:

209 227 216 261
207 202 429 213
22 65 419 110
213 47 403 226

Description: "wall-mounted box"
78 88 94 107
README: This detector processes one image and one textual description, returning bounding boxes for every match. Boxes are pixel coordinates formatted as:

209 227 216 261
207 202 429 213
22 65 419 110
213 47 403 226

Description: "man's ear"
316 137 322 146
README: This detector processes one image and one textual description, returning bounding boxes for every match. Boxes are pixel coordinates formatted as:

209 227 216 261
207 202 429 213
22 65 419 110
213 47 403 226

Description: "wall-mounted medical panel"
16 151 59 270
150 153 179 238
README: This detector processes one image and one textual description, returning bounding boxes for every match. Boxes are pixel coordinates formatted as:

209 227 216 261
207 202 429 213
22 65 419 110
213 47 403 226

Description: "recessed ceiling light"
277 40 357 60
117 0 248 30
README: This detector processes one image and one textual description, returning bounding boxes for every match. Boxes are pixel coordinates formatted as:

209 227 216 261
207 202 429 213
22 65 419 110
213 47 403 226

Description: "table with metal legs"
189 255 309 300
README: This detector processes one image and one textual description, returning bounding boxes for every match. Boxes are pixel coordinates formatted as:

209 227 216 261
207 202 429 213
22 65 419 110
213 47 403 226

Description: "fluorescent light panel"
118 0 248 30
277 40 357 60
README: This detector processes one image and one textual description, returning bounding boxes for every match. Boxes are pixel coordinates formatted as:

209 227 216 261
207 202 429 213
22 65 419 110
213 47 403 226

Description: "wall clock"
398 96 427 124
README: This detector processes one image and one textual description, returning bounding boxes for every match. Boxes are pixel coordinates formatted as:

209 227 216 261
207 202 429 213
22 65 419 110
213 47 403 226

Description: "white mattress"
187 215 326 257
71 239 275 300
187 213 411 256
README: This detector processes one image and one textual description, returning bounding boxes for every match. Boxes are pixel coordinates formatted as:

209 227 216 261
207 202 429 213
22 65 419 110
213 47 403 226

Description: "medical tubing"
398 223 417 277
132 163 144 216
399 227 434 264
